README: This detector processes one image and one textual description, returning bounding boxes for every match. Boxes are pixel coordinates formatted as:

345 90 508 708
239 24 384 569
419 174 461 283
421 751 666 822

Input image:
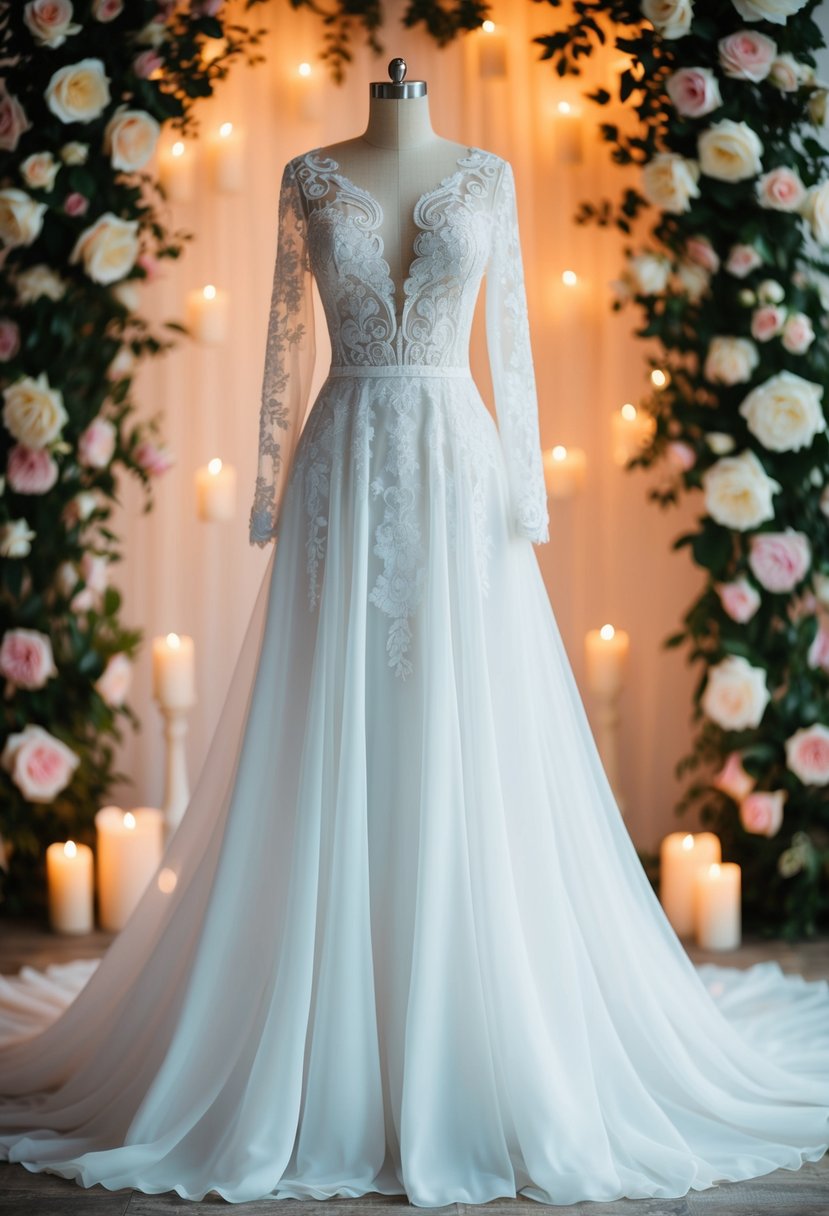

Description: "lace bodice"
249 143 549 548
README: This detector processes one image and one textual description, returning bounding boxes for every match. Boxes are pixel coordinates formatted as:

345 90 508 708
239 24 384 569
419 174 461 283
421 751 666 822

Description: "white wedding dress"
0 144 827 1207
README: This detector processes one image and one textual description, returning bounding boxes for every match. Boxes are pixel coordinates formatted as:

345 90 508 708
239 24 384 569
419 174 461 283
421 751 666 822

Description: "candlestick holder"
158 702 191 836
593 690 627 818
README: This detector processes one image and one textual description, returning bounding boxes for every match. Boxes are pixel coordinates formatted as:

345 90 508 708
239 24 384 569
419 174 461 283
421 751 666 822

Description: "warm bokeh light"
297 61 311 76
171 141 185 158
600 624 616 641
166 632 181 649
557 100 572 115
219 121 233 139
64 840 77 858
561 269 578 287
651 368 668 388
158 867 178 894
482 19 496 33
208 457 223 476
123 811 136 831
203 284 217 301
621 402 638 421
552 445 567 461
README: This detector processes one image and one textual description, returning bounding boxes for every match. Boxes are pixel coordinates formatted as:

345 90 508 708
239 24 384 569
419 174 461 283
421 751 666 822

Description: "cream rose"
0 519 36 559
20 151 59 193
45 58 110 124
748 529 811 593
2 373 68 448
716 576 761 622
731 0 809 22
757 279 785 304
642 152 700 213
23 0 80 47
701 654 770 731
1 724 79 803
712 750 756 801
0 628 57 690
738 371 825 453
698 119 763 182
70 212 140 285
666 67 722 117
803 181 829 246
94 653 132 707
782 313 815 355
785 723 829 786
808 88 829 129
725 243 763 278
718 30 776 80
702 449 781 530
769 54 805 92
627 252 672 294
706 432 736 455
641 0 694 39
0 189 47 248
676 260 710 301
756 166 805 211
16 264 66 304
739 790 786 837
60 140 88 164
704 336 758 385
104 107 161 173
0 82 31 153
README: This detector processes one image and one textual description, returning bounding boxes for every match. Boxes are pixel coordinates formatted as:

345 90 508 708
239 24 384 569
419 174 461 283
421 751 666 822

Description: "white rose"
706 432 737 455
628 252 672 294
701 654 770 731
738 371 826 453
0 518 36 558
757 278 785 304
104 107 161 174
94 653 132 707
23 0 80 47
698 119 763 182
769 54 806 92
642 153 700 213
676 260 710 302
803 181 829 246
45 58 110 124
702 448 781 530
0 188 47 248
20 151 59 193
731 0 809 23
785 723 829 786
16 264 66 305
782 312 815 355
704 336 759 385
641 0 694 39
70 212 140 285
2 373 68 448
60 140 88 165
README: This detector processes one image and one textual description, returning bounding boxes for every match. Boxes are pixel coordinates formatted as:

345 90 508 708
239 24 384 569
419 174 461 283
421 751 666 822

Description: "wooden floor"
1 923 827 1214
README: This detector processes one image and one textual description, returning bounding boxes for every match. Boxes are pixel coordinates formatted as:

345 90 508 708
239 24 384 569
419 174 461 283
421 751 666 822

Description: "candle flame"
123 811 136 830
682 833 694 850
600 623 615 641
171 141 185 158
557 100 572 115
208 457 223 476
64 840 77 858
709 862 721 877
621 402 637 421
561 269 577 287
219 121 233 138
481 19 496 32
158 867 178 894
552 445 567 461
298 61 311 76
651 368 668 388
203 284 217 301
166 632 181 649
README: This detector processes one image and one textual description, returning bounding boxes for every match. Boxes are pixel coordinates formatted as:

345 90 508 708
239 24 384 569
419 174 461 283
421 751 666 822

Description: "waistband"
327 364 471 379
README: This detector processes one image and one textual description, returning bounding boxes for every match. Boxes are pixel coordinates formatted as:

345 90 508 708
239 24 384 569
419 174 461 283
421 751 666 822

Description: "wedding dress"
0 144 827 1207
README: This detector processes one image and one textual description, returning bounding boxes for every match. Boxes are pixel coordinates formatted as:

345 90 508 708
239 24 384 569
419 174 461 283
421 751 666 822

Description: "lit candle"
159 138 195 204
212 121 244 194
612 402 656 466
152 632 196 709
195 457 237 521
585 624 630 698
694 861 741 950
46 840 93 934
95 807 164 933
659 831 722 938
478 20 507 79
295 61 322 122
543 445 587 498
555 99 584 165
186 284 228 345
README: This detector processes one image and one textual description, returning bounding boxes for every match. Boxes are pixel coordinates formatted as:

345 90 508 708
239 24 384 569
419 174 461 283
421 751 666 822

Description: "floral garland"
537 0 829 936
0 0 265 915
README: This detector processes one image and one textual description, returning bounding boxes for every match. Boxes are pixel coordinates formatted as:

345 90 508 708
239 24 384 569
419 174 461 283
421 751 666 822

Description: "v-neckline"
304 144 485 325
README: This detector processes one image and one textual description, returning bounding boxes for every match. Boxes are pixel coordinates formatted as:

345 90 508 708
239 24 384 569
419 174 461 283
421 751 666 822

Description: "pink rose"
23 0 79 47
70 551 108 613
718 31 776 82
807 620 829 672
666 67 722 118
133 50 163 79
137 252 161 281
716 576 761 623
725 243 763 278
751 304 786 342
0 318 20 362
712 751 756 802
77 416 116 469
6 444 58 495
134 437 174 477
0 628 57 690
756 166 806 212
1 724 79 803
748 529 811 593
685 235 720 273
739 790 786 837
0 81 31 153
64 191 89 217
94 652 132 706
666 440 696 472
92 0 123 20
781 312 815 355
785 723 829 786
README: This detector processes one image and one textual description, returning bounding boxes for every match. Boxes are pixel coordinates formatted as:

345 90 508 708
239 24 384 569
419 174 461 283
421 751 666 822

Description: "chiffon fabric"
0 143 827 1206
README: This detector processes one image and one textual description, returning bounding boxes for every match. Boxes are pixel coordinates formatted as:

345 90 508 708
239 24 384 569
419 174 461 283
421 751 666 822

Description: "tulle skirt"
1 367 827 1205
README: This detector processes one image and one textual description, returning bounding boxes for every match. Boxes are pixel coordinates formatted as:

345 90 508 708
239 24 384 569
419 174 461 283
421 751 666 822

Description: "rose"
641 0 693 39
731 0 809 22
815 572 829 609
108 346 135 380
78 416 116 468
706 432 736 455
738 289 756 307
70 213 140 284
0 519 36 558
0 82 31 153
627 252 672 295
2 373 68 448
134 438 174 476
750 304 786 342
92 0 124 18
676 260 709 301
0 628 57 690
64 192 88 217
748 529 811 593
642 153 700 212
60 141 87 165
62 489 100 527
666 440 696 472
757 279 784 304
45 58 110 124
685 235 719 273
70 552 108 612
808 89 829 129
94 653 132 707
702 449 781 531
112 281 140 311
666 67 722 118
725 244 762 278
769 54 806 91
803 182 829 245
716 577 761 623
718 30 776 81
23 0 80 47
16 264 66 304
133 51 163 79
785 724 829 786
0 189 47 248
20 152 59 193
738 372 825 452
782 313 815 355
808 620 829 671
698 120 763 182
756 166 805 212
712 751 756 801
739 790 786 837
701 655 770 731
136 18 167 48
0 319 20 362
104 108 161 173
1 725 79 803
6 445 58 495
703 336 758 385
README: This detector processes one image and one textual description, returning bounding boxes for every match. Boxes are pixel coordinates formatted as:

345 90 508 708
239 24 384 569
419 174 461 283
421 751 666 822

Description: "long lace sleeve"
485 159 549 545
249 158 316 547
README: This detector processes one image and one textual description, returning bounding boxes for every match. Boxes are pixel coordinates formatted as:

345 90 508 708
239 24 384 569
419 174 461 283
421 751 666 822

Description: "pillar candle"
555 100 584 166
295 61 322 123
585 624 630 698
612 403 656 466
195 458 237 521
159 139 195 204
152 632 196 709
543 445 587 498
46 840 93 934
694 861 741 950
659 831 721 938
94 807 164 933
479 21 507 78
212 122 244 193
186 285 228 345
